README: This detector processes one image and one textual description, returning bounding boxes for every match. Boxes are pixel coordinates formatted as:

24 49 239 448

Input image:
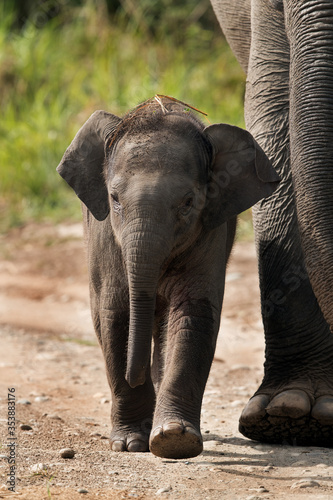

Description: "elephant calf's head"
57 96 279 232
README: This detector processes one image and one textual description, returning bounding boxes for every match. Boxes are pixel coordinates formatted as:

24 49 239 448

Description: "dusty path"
0 223 332 499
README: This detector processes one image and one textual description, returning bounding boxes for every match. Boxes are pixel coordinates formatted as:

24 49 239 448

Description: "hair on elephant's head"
57 96 279 227
57 96 279 388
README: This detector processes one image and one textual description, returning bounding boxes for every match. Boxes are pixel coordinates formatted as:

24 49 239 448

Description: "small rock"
17 399 31 405
229 400 244 407
291 479 320 489
77 488 89 494
66 430 79 436
254 486 269 493
226 272 243 282
35 396 50 403
93 392 104 399
47 414 63 421
156 486 171 495
196 462 216 469
100 398 110 404
20 424 33 431
90 432 101 437
31 463 47 473
204 440 222 449
229 365 251 372
59 448 75 459
254 444 271 452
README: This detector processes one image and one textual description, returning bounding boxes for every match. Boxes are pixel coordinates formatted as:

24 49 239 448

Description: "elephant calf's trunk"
124 221 169 388
125 294 156 388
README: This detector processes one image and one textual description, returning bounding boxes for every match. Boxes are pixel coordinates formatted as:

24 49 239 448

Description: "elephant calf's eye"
111 193 121 214
179 195 194 216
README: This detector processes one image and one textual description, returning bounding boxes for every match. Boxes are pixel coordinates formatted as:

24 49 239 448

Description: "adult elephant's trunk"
287 1 333 324
123 216 169 389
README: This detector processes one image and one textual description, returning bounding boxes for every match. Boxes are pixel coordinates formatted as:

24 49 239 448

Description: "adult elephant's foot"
110 418 152 452
149 419 203 459
239 384 333 446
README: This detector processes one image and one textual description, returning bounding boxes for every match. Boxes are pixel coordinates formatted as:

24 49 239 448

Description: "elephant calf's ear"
56 110 121 221
203 124 280 230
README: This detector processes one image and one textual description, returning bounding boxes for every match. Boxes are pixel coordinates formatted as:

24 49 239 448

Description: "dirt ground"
0 222 332 500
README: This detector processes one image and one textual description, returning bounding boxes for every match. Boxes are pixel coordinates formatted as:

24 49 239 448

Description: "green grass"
62 337 98 346
0 2 245 232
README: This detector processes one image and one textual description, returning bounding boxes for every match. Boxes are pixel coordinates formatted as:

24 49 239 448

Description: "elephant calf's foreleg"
99 311 156 452
150 301 218 459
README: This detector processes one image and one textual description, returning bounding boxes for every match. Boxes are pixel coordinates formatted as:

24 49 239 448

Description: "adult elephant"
210 0 333 445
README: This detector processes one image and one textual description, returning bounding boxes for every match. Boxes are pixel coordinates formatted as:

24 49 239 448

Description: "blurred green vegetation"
0 0 245 232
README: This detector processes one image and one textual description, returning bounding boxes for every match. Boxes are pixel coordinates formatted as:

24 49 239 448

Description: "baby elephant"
57 96 278 459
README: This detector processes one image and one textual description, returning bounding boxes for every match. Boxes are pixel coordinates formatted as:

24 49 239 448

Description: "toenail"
111 440 126 452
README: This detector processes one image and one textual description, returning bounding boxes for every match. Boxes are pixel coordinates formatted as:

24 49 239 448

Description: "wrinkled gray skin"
57 98 278 459
210 0 333 445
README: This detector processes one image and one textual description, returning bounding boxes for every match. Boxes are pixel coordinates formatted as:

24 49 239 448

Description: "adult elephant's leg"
240 0 333 445
210 0 251 72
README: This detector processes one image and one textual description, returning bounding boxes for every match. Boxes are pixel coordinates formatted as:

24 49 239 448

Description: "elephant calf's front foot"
149 419 203 459
239 389 333 446
110 421 152 452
